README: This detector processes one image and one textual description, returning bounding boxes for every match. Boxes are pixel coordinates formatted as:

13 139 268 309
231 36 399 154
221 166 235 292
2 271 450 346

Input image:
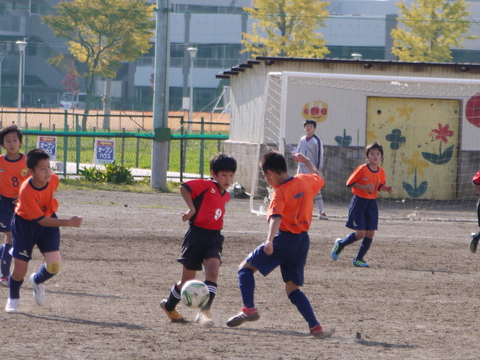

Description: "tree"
61 61 80 95
242 0 330 58
391 0 477 62
43 0 155 129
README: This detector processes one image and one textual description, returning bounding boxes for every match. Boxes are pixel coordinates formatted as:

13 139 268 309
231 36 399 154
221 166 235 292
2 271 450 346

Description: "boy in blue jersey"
5 149 83 313
469 170 480 253
160 153 237 327
226 151 334 338
331 142 393 267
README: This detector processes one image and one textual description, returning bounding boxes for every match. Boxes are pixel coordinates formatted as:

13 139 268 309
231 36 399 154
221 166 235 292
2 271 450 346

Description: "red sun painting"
466 94 480 128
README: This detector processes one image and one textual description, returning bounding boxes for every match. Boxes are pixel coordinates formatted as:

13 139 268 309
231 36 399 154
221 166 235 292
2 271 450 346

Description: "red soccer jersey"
473 170 480 185
0 154 29 198
182 179 230 230
15 174 59 221
267 173 325 234
347 163 386 200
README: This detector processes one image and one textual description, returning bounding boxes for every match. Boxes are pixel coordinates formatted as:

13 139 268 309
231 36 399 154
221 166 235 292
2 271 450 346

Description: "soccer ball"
181 280 210 309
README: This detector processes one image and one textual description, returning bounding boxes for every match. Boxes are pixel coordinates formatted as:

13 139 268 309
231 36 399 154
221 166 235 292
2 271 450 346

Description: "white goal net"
250 72 480 222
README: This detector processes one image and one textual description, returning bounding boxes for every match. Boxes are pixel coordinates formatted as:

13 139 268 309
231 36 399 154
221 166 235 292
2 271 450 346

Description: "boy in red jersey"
0 126 30 286
5 149 83 313
226 151 333 338
160 153 237 327
331 142 393 267
469 170 480 253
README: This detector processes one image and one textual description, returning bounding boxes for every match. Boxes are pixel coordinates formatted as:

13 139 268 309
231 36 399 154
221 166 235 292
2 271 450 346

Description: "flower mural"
385 129 406 150
402 151 430 198
422 123 455 165
334 129 352 146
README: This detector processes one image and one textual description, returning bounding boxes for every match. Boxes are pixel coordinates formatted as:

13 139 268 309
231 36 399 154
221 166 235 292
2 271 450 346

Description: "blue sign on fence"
37 136 57 161
94 139 115 165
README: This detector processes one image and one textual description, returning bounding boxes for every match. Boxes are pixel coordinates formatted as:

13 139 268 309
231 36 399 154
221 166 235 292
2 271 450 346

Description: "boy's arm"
180 185 196 222
264 216 282 255
292 153 324 179
379 184 393 194
38 216 82 228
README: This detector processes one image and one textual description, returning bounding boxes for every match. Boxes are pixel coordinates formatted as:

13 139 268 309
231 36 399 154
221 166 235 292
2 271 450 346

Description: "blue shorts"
247 230 309 286
11 214 60 262
177 225 224 271
0 195 16 232
345 195 378 231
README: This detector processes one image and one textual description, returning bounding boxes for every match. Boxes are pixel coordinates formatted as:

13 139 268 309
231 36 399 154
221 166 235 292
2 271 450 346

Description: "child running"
160 153 237 327
0 126 30 287
469 170 480 253
5 149 83 313
331 142 393 267
226 151 333 337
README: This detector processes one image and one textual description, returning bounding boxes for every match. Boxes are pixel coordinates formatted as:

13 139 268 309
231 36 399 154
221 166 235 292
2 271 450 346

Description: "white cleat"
5 298 19 313
30 274 45 306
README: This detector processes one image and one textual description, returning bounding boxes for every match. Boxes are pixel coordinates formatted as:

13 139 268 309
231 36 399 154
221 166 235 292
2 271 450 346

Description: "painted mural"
366 97 460 200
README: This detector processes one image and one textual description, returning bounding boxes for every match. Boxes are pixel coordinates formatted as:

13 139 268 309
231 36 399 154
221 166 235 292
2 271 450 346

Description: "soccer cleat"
5 298 19 313
195 310 214 328
0 276 9 287
331 238 343 261
470 233 479 253
319 213 329 220
226 307 260 327
310 324 324 336
30 274 45 306
353 259 370 268
160 299 186 323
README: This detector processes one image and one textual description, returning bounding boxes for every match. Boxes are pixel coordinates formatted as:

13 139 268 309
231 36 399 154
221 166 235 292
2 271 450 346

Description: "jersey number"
12 176 19 187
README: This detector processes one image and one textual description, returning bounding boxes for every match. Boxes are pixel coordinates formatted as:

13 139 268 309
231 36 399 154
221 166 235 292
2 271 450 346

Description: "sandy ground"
0 189 479 360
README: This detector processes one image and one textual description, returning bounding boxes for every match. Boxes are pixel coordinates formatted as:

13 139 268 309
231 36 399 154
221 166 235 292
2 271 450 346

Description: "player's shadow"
21 313 147 330
353 338 417 349
44 289 121 299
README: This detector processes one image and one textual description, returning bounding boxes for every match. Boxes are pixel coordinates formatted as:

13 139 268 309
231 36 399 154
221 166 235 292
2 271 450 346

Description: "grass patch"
59 178 181 193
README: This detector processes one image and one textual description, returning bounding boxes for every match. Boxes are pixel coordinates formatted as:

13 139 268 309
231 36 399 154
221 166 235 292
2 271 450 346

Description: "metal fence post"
199 117 204 178
75 114 81 174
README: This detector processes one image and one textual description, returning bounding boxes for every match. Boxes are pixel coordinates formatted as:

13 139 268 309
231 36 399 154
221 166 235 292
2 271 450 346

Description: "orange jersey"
15 173 59 221
346 163 386 200
0 154 29 198
267 173 325 234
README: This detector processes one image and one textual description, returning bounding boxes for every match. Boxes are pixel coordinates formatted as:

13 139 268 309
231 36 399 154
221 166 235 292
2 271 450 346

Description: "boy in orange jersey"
0 126 30 286
5 149 82 313
226 151 333 338
331 142 393 267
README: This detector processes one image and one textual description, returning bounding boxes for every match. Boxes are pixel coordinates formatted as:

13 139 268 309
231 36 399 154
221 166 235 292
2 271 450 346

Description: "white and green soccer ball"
181 280 210 309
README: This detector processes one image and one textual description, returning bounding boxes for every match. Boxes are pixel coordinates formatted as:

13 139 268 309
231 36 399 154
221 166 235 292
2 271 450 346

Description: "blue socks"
356 237 373 261
1 243 12 277
288 289 319 328
340 232 359 247
34 264 55 285
238 267 255 309
8 277 23 299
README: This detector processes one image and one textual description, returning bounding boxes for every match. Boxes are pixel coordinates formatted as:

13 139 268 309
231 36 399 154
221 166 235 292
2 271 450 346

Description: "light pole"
0 53 4 107
187 47 198 132
16 40 27 128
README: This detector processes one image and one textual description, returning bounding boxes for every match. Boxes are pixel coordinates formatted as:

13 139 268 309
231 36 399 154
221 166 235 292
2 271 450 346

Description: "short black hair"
366 142 384 158
26 148 50 170
0 125 23 146
210 152 237 174
303 119 317 129
259 151 287 175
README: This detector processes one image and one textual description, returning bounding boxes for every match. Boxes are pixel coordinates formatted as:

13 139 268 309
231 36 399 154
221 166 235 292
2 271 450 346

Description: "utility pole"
151 0 171 190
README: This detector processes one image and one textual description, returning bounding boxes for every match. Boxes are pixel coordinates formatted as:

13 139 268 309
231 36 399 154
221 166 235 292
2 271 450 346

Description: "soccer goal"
249 72 480 222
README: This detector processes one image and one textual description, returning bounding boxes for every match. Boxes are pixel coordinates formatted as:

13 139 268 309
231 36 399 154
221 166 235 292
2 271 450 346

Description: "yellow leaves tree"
242 0 330 58
43 0 155 129
391 0 477 62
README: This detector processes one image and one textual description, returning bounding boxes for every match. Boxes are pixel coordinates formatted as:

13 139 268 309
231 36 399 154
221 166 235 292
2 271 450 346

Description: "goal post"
249 71 480 221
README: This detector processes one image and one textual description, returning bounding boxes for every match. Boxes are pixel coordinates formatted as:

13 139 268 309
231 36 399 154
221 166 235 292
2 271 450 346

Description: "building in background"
1 0 480 110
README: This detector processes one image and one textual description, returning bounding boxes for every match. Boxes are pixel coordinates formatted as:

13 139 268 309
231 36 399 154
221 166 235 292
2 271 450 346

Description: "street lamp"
0 53 4 107
16 40 27 128
187 47 198 132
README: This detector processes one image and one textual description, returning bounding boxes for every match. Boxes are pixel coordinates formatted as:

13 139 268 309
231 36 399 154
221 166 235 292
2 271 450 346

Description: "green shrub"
79 161 133 184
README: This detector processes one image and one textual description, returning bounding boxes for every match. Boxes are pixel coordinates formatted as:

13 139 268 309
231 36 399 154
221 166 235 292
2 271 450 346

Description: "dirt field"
1 189 479 360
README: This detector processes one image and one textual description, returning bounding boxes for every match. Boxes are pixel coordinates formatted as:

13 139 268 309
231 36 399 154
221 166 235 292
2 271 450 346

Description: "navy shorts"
177 225 224 271
345 195 378 231
247 230 309 286
0 196 16 232
11 214 60 262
